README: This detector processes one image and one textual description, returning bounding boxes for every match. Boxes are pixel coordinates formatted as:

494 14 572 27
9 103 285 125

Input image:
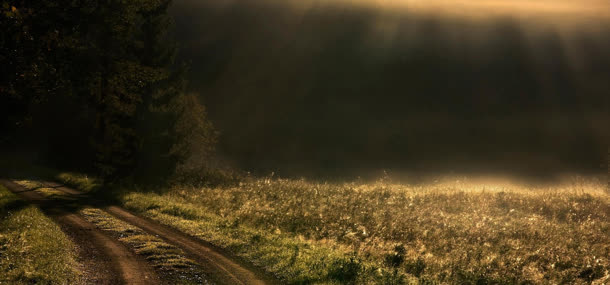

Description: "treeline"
1 1 216 182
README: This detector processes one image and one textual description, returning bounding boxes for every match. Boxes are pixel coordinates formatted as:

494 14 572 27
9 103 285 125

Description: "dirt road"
0 179 160 285
1 179 279 285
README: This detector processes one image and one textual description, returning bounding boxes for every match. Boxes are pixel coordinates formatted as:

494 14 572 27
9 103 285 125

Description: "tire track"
0 179 160 285
40 181 280 285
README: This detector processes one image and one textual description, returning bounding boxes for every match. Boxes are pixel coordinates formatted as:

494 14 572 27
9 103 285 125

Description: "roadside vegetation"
53 171 610 284
0 184 81 284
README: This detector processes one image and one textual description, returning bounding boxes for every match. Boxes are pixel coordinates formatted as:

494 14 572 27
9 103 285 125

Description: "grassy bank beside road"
0 184 81 284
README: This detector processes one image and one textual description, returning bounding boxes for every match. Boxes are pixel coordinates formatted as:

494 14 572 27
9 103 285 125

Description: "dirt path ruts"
104 205 274 285
40 181 280 285
0 179 160 285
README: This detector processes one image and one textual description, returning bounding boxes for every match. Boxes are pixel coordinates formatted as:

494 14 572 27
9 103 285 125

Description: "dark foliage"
0 0 216 181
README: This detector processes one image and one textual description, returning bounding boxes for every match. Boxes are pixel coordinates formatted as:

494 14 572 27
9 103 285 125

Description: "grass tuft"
56 172 102 193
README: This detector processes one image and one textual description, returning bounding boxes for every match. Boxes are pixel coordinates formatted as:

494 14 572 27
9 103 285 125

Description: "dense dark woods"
1 0 216 182
172 0 609 179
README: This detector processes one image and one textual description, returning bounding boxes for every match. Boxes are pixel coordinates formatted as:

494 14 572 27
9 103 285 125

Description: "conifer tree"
0 0 216 181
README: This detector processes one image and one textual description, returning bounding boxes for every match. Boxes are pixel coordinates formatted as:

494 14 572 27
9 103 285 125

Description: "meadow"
105 174 610 284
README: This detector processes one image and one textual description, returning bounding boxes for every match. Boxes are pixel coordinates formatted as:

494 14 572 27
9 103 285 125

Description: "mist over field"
171 0 609 178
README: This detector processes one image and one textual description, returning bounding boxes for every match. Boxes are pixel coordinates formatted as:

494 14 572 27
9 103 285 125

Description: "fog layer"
171 0 609 177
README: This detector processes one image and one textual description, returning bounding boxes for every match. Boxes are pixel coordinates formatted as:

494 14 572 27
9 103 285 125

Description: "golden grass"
119 175 609 284
13 179 44 190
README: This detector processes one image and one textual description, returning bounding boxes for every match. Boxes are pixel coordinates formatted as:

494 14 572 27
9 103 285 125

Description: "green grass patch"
0 185 81 284
78 207 207 284
56 172 101 193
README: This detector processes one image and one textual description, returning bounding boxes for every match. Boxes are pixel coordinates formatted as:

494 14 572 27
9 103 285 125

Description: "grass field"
89 174 607 284
12 160 609 283
0 184 81 284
